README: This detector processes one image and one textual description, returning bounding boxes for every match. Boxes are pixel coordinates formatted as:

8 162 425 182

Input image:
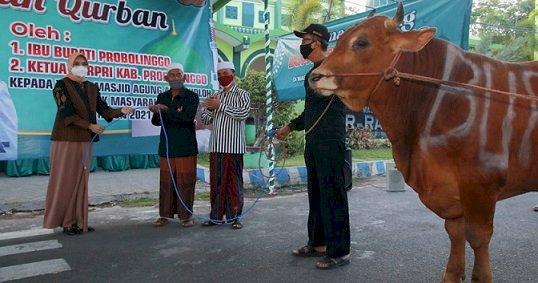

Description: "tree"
283 0 346 30
290 0 323 30
322 0 346 22
236 71 304 156
471 0 535 61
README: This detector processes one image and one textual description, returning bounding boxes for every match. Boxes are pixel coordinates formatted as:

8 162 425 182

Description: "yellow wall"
216 38 234 61
242 40 272 63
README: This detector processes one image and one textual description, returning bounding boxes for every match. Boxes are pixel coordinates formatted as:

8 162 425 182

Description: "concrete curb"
197 160 388 189
0 161 389 212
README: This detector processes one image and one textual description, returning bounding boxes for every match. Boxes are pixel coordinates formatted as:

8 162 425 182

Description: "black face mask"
169 80 184 90
300 42 314 59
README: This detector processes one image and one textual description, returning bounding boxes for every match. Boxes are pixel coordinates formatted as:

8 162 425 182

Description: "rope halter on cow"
321 51 538 103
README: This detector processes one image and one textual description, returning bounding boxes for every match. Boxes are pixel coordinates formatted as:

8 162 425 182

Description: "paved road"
1 177 537 282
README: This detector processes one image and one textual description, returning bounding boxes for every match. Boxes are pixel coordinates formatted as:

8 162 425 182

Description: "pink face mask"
218 75 234 87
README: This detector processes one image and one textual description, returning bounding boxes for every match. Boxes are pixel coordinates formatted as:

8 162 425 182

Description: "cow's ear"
397 27 436 52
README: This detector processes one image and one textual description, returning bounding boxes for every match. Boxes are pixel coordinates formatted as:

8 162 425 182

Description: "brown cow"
309 3 538 283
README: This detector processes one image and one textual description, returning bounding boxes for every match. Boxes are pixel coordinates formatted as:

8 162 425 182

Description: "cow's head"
309 3 437 111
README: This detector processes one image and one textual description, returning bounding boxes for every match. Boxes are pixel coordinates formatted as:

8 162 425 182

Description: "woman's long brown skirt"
43 141 92 232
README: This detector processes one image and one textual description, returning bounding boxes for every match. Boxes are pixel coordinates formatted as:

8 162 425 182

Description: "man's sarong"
209 153 244 220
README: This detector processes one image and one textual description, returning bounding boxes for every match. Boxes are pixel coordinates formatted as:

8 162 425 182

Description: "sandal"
181 219 194 227
87 226 95 232
152 217 168 227
202 221 217 227
534 205 538 212
292 246 326 257
231 221 243 229
315 255 351 270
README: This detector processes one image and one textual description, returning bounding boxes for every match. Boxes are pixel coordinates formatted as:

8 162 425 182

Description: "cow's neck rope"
304 94 335 136
326 52 538 102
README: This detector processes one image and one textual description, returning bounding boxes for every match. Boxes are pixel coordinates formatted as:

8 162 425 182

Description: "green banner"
0 0 218 160
273 0 473 101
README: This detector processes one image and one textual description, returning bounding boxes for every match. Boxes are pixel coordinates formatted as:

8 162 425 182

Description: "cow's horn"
384 2 404 31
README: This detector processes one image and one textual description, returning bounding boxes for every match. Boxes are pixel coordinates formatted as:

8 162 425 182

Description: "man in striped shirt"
200 61 251 229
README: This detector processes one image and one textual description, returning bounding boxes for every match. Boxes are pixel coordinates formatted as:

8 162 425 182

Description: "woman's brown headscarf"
65 52 88 83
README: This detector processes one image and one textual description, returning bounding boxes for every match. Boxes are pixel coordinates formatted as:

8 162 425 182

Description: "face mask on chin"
218 75 234 88
169 80 184 90
71 66 88 78
300 43 314 59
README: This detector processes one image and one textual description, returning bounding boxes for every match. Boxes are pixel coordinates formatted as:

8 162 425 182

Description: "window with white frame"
258 11 270 24
226 6 238 19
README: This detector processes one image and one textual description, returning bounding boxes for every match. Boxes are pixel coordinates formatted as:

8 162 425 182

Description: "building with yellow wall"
212 0 291 77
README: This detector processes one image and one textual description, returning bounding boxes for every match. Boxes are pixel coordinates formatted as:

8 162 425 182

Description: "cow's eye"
352 37 369 50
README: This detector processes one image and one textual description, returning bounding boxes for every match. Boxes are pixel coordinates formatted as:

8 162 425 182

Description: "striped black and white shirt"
201 84 251 154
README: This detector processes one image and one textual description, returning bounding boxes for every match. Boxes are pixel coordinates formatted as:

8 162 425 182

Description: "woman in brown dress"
43 52 134 235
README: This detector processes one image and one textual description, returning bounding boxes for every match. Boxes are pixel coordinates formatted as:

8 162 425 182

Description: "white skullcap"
166 63 184 72
217 61 235 71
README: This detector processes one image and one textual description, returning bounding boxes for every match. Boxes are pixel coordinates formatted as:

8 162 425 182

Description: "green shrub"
346 127 391 150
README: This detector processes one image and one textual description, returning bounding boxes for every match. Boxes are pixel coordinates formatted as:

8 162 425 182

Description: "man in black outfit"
275 23 351 270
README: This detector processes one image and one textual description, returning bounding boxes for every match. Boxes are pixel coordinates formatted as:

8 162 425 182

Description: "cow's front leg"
461 186 498 283
441 217 466 283
466 221 494 282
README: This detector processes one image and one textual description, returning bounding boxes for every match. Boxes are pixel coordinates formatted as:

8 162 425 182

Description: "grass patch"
111 192 269 210
119 197 157 207
352 148 392 161
198 153 210 167
279 148 392 166
116 193 210 208
278 154 304 167
195 191 210 201
197 149 392 168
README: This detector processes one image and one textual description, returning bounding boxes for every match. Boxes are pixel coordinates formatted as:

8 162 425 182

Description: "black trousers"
304 140 350 258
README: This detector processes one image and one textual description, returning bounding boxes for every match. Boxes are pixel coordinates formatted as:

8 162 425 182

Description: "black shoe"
63 225 81 236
